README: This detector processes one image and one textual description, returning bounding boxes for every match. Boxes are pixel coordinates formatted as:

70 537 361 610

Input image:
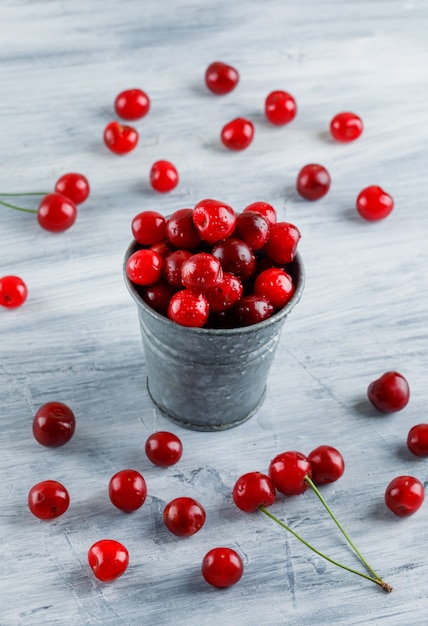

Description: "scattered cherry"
37 192 77 232
263 221 301 264
32 401 76 447
407 424 428 457
28 480 70 520
0 275 28 308
108 469 147 512
367 371 410 413
168 289 209 327
205 61 239 95
125 249 163 286
296 164 331 201
356 186 394 221
201 547 244 588
54 173 90 205
150 160 179 193
192 198 237 245
384 475 424 517
308 445 345 484
232 471 276 512
221 117 254 151
88 539 129 582
132 210 166 245
103 121 139 154
114 88 150 120
269 451 312 496
163 496 206 537
145 431 183 466
330 112 363 143
265 90 297 125
254 268 295 309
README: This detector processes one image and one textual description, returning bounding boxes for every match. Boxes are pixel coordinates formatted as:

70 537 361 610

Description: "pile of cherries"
126 199 300 328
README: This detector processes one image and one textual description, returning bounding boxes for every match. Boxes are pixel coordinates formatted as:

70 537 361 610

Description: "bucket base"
146 378 266 431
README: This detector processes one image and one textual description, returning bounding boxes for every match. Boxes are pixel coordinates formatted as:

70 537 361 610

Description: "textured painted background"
1 0 428 624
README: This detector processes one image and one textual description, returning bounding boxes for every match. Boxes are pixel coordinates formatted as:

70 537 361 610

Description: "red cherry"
263 221 301 264
234 294 274 326
235 211 270 250
204 272 243 313
168 289 209 327
103 121 138 155
367 371 410 413
32 401 76 447
54 173 90 205
385 476 424 517
28 480 70 520
296 164 331 201
269 451 312 496
0 275 28 308
201 547 243 588
88 539 129 582
265 90 297 125
142 280 176 316
356 186 394 221
131 210 167 245
163 496 206 536
407 424 428 457
232 471 277 512
181 252 223 292
125 249 163 286
308 445 345 485
108 469 147 512
145 431 183 466
212 238 256 281
114 88 150 120
150 160 179 193
166 208 201 250
37 193 77 232
163 250 192 288
221 117 254 151
330 112 363 142
205 61 239 95
254 268 295 309
150 240 175 258
192 199 237 245
243 201 277 227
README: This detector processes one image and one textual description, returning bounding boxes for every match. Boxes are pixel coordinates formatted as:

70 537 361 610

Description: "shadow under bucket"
124 241 305 431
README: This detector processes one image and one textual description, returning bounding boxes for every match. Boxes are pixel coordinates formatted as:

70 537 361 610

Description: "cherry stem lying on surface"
0 192 47 196
304 475 381 581
0 198 38 213
258 506 392 592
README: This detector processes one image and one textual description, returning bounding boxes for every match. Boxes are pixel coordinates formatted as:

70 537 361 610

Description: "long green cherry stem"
304 475 381 581
258 506 392 592
0 192 47 197
0 199 37 213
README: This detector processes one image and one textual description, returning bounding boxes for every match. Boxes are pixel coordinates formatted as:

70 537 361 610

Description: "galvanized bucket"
124 240 304 431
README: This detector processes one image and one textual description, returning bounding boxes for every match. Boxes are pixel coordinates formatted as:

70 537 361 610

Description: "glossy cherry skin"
168 289 209 327
108 469 147 512
254 268 294 309
181 252 223 292
205 61 239 95
296 164 331 201
0 275 28 308
142 280 176 316
88 539 129 582
232 471 277 512
384 476 424 517
54 173 90 204
166 208 201 250
263 221 301 264
28 480 70 520
201 547 243 588
221 118 254 151
37 193 77 232
163 250 192 288
150 160 179 193
163 497 206 536
114 88 150 120
234 294 274 326
269 451 312 496
192 199 237 245
367 371 410 413
103 121 138 154
356 186 394 221
265 90 297 125
212 238 256 281
126 249 163 286
132 210 166 245
308 445 345 485
32 401 76 447
204 272 243 313
243 201 277 227
145 431 183 466
330 112 363 142
407 424 428 457
235 211 270 250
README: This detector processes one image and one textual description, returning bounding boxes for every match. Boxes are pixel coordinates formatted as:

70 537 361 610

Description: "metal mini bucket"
124 240 304 431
